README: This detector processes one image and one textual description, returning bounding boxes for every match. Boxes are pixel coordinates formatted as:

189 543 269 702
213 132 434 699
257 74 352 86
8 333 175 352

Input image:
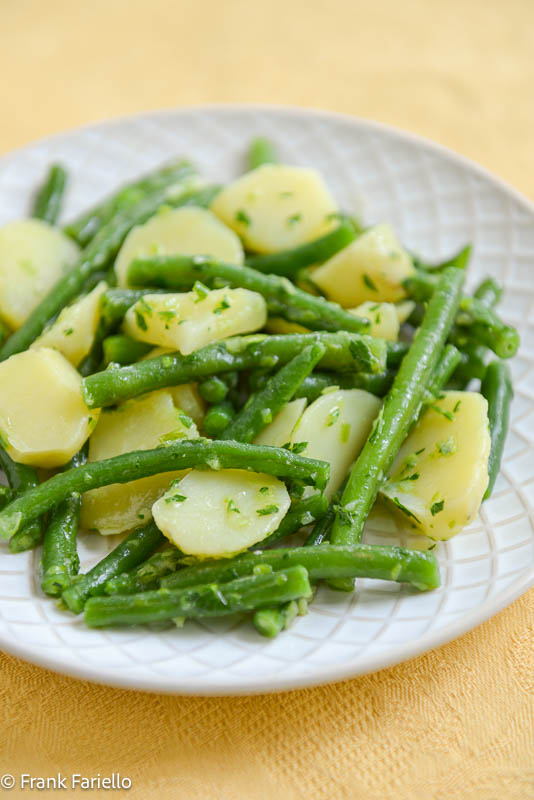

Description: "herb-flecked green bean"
247 138 278 170
62 521 165 613
329 267 464 589
0 448 43 554
102 335 153 366
82 332 387 409
481 360 513 499
243 218 356 278
161 543 440 593
85 566 312 628
222 343 325 442
0 439 329 540
41 449 87 596
32 164 68 225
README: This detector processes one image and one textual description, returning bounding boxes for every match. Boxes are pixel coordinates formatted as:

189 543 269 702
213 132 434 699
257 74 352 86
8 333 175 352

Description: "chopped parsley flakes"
235 209 251 226
431 500 445 516
165 493 187 504
257 504 279 516
363 273 378 292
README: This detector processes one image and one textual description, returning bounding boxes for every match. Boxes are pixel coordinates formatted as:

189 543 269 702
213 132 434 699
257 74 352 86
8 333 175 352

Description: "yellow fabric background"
1 0 533 797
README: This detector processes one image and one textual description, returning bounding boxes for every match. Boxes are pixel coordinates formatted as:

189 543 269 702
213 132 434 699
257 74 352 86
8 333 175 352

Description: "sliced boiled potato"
264 317 309 335
123 288 267 355
31 281 107 366
0 348 98 467
211 164 338 253
115 206 244 287
80 390 198 536
254 398 307 447
0 219 79 329
311 223 415 307
349 301 399 341
394 299 416 325
291 389 381 498
153 469 290 557
167 384 205 428
380 391 490 540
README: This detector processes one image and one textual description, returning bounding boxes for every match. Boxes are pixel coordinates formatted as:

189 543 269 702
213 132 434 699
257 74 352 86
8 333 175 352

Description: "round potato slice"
0 348 99 467
291 388 381 498
380 391 491 540
153 469 290 557
115 206 244 287
311 223 414 307
80 390 198 536
254 398 307 447
31 280 108 366
123 288 267 355
0 219 79 329
211 164 338 253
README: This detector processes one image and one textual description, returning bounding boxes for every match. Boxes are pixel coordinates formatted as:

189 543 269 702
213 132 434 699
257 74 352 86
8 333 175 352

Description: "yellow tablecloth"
1 1 533 797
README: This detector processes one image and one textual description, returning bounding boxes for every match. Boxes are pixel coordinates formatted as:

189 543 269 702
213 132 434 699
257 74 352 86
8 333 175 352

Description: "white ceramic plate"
0 106 533 695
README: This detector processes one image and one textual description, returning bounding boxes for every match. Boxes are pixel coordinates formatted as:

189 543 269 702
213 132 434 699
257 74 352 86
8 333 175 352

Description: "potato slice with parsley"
123 288 267 355
115 206 244 287
80 390 198 536
394 299 416 325
211 164 337 253
152 469 290 557
31 281 107 366
0 348 98 467
0 219 79 329
291 389 381 498
311 223 414 307
380 391 490 540
348 301 400 341
254 398 307 447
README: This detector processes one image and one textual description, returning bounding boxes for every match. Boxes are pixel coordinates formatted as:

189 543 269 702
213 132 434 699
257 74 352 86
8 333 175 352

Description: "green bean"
0 319 11 347
244 218 356 278
198 376 229 404
473 277 503 307
127 254 370 334
481 360 513 499
0 449 43 554
222 343 325 443
259 493 329 548
0 485 13 511
247 137 278 170
85 566 312 628
329 267 464 589
64 161 196 246
105 493 327 595
295 370 394 402
104 545 185 595
425 344 462 398
0 181 200 361
161 543 440 593
304 490 341 546
254 601 299 638
0 439 329 541
404 272 519 359
102 334 153 366
41 450 87 596
32 164 68 225
203 401 236 436
62 521 165 613
82 332 387 409
414 244 471 272
386 341 409 367
449 341 488 388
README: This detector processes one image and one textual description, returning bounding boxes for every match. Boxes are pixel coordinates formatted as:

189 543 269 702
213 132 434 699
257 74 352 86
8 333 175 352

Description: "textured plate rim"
0 103 533 695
